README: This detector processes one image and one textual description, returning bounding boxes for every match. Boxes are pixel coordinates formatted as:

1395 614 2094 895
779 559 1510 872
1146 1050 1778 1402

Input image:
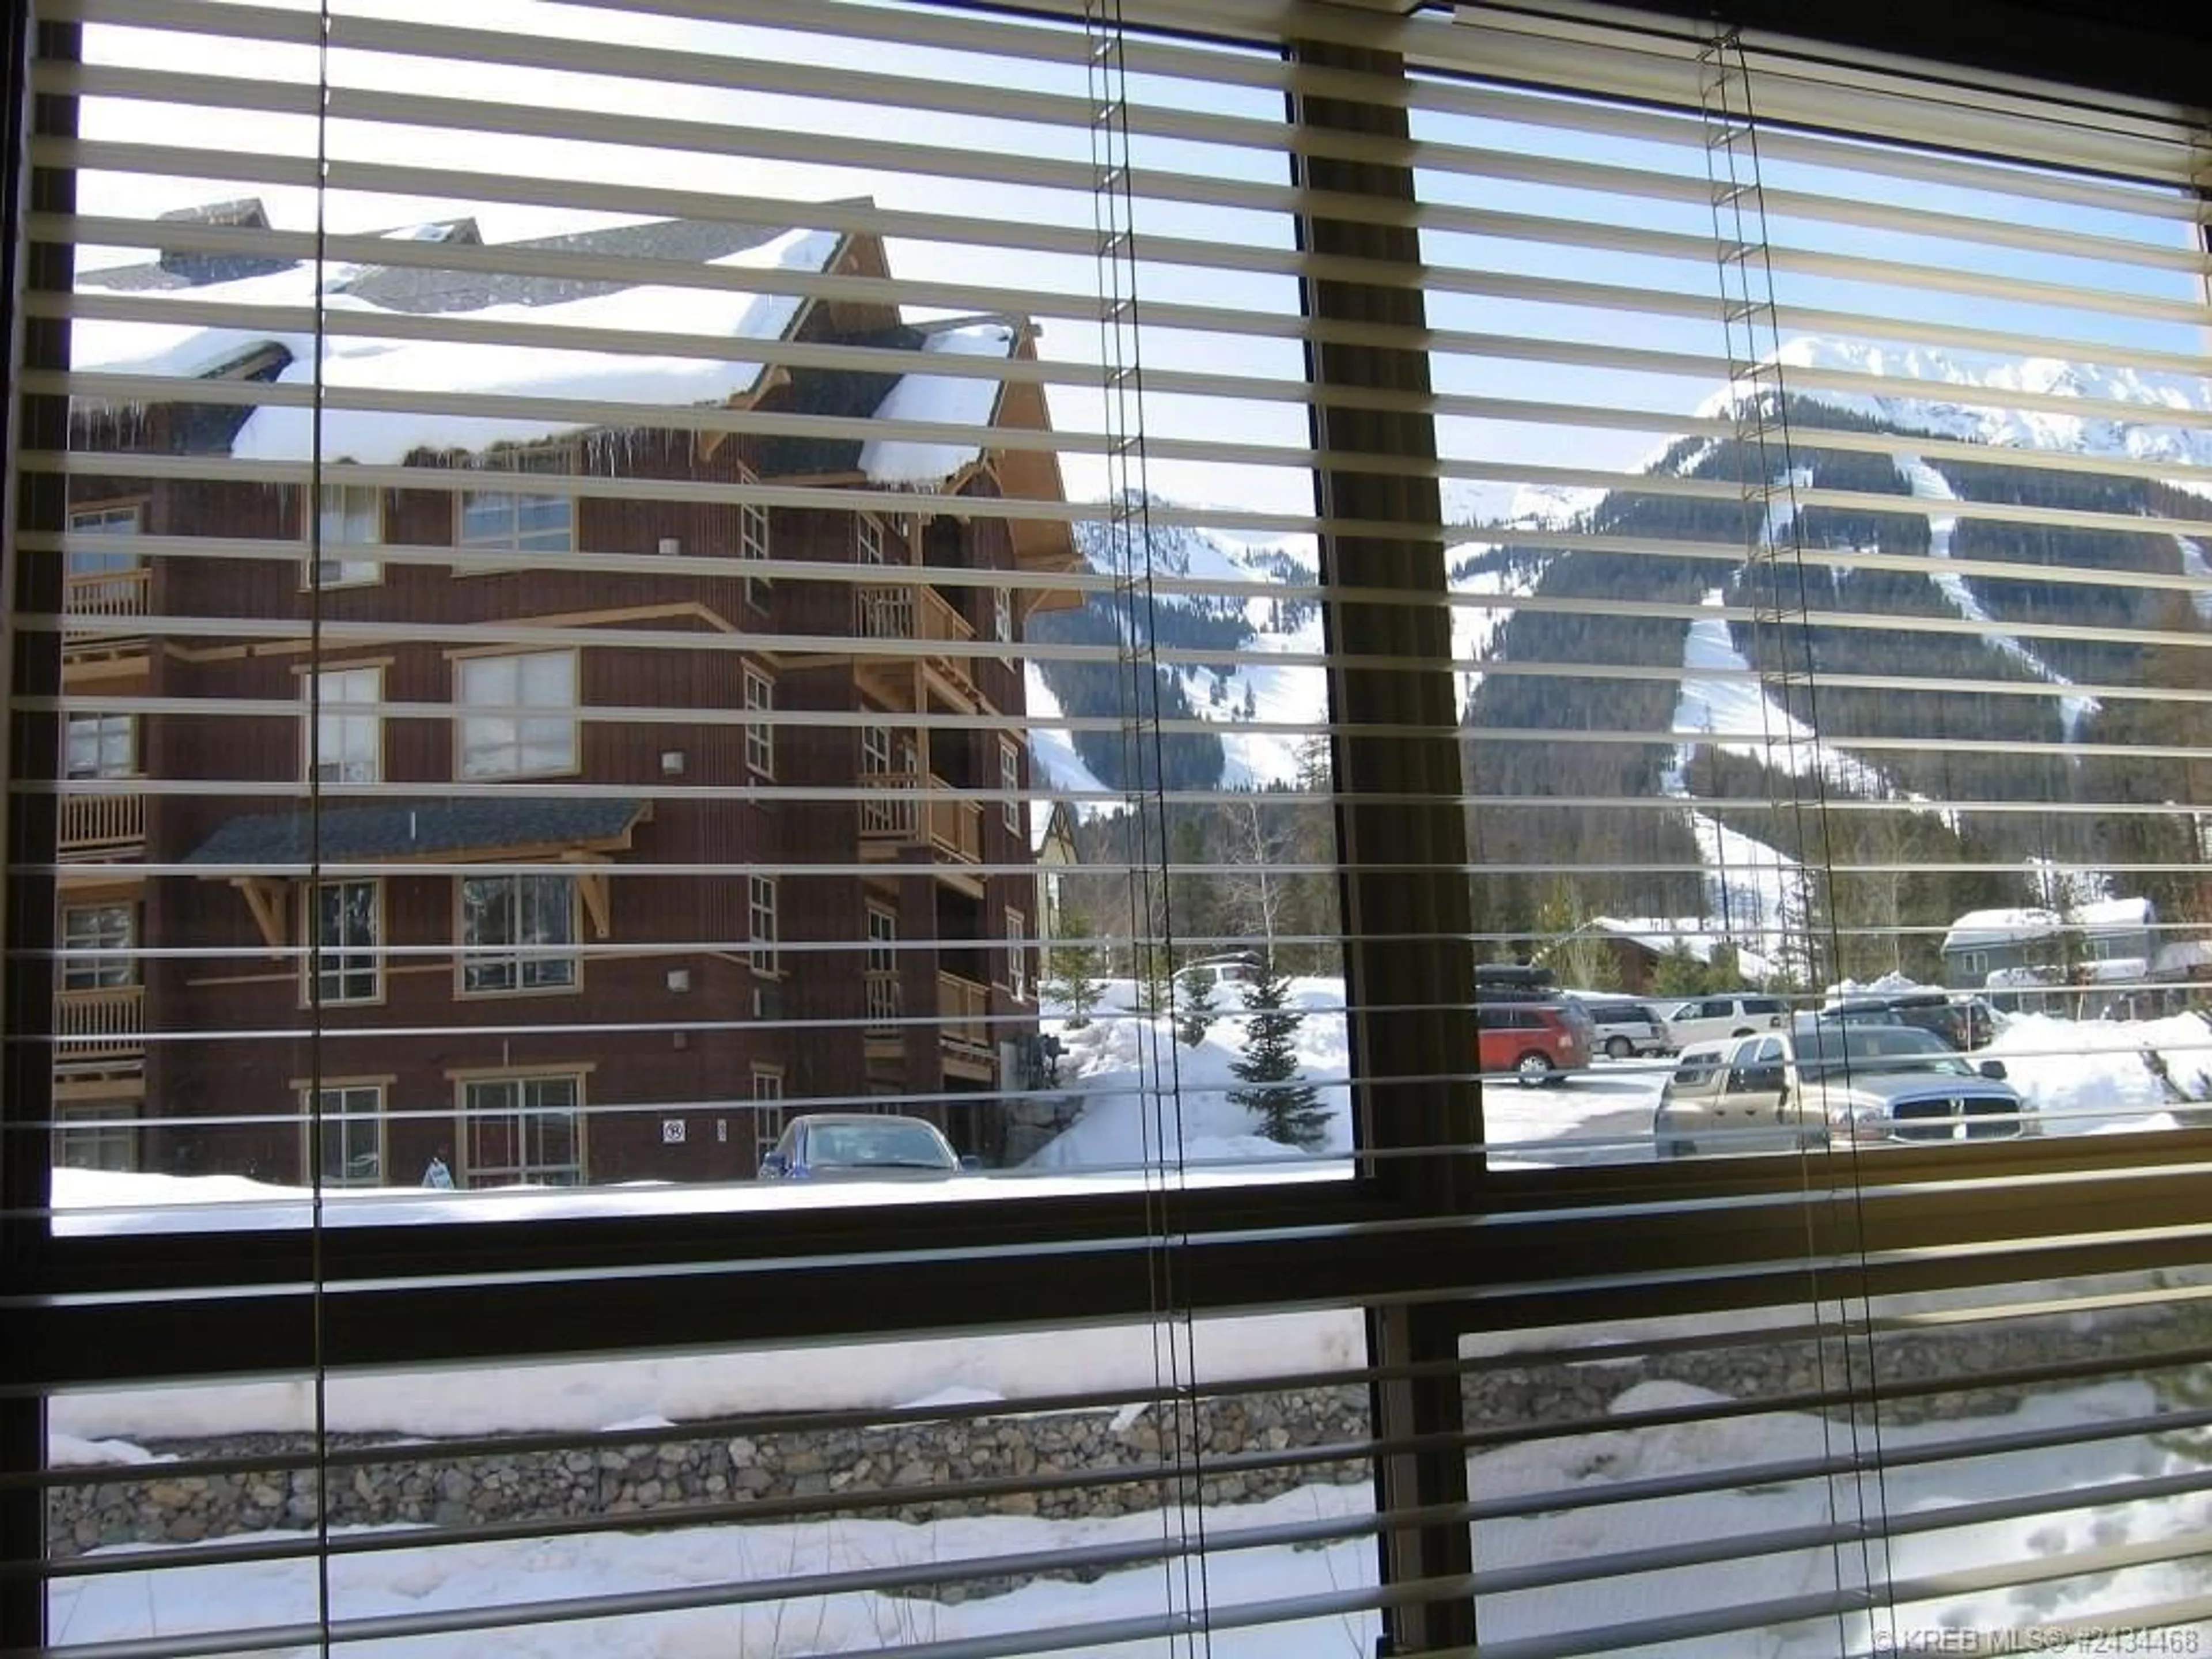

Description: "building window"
312 483 381 586
309 880 380 1005
458 448 573 563
865 904 900 1031
308 664 381 785
748 876 778 975
1007 907 1028 1002
999 737 1022 834
60 904 134 990
1960 949 1988 980
460 873 578 994
309 1084 383 1187
857 514 885 566
462 1074 584 1187
740 497 770 605
993 585 1013 661
751 1067 785 1172
53 1103 137 1173
65 713 132 779
457 650 578 779
65 503 143 614
744 665 774 778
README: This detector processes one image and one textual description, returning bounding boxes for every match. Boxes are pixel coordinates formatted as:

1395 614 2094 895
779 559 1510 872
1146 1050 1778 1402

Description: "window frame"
63 712 132 780
58 903 134 991
308 482 383 589
454 444 577 568
459 1071 587 1187
750 1065 785 1173
748 874 779 976
743 664 774 778
456 872 582 997
302 1081 386 1188
306 877 383 1007
305 662 383 786
454 648 580 781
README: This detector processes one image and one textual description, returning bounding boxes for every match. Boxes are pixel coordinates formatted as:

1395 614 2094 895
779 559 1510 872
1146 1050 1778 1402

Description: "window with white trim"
309 1084 383 1187
1006 907 1027 1002
63 713 131 779
457 447 573 562
743 665 774 777
307 664 381 785
856 514 885 566
748 876 778 975
309 880 380 1005
750 1066 785 1171
865 904 899 1029
52 1103 137 1173
457 650 577 779
462 1074 584 1186
312 483 381 586
59 904 134 990
740 495 770 604
993 584 1013 662
999 736 1022 835
460 873 578 994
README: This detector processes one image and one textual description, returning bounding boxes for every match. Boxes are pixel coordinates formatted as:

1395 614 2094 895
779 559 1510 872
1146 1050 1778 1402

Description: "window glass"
463 1075 584 1185
65 714 132 779
308 665 380 784
457 652 578 779
460 874 579 993
457 449 574 559
311 880 380 1005
311 1084 382 1185
313 483 381 586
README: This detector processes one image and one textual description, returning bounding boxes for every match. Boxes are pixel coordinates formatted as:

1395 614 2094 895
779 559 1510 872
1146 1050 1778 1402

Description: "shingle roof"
184 797 646 866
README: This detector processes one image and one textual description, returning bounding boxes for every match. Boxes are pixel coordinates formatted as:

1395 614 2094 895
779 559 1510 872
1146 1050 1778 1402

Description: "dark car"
1821 991 1994 1051
757 1113 975 1181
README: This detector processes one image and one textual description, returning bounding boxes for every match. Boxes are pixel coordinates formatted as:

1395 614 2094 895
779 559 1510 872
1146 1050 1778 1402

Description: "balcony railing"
63 568 150 630
54 984 145 1061
59 789 145 854
858 774 983 862
855 585 975 647
937 972 991 1060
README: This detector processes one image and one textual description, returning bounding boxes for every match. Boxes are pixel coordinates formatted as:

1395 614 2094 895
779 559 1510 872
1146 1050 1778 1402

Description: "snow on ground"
1893 455 2099 739
1446 551 1539 712
1988 1010 2212 1135
1027 976 1354 1167
2180 536 2212 623
46 1376 2212 1656
1669 591 1895 802
1022 664 1113 805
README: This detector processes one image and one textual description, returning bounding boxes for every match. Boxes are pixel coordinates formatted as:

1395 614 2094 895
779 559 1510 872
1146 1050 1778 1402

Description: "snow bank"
1987 1011 2212 1133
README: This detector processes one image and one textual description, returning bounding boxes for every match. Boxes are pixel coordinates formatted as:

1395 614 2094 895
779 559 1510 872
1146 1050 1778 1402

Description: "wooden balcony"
854 585 979 704
63 569 150 640
937 972 994 1072
859 773 984 872
54 984 145 1062
59 789 145 857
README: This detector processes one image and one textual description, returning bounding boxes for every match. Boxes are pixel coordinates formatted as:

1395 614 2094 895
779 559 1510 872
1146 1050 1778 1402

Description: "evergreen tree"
1176 965 1218 1049
1044 912 1108 1031
1229 970 1330 1149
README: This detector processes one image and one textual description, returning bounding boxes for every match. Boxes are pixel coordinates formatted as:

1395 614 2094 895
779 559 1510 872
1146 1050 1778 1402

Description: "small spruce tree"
1229 969 1330 1149
1044 916 1108 1031
1176 965 1218 1049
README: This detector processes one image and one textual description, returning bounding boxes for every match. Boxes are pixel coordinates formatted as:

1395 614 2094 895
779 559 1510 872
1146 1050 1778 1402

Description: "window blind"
5 1 2212 1657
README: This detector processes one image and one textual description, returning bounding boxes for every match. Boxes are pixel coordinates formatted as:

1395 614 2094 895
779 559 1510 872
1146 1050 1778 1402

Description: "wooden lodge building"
49 204 1082 1188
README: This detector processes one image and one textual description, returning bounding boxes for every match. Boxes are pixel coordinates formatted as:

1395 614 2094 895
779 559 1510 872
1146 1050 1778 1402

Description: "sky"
62 0 2210 527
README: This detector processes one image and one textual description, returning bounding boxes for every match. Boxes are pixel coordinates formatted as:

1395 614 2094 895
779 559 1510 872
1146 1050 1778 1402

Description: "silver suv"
1572 997 1669 1059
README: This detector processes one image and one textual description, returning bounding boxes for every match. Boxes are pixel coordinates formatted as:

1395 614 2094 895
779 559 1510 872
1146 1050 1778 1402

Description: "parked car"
1476 1000 1591 1086
1653 1017 2025 1158
757 1113 976 1181
1182 952 1262 992
1820 990 1994 1052
1658 992 1790 1051
1571 997 1671 1059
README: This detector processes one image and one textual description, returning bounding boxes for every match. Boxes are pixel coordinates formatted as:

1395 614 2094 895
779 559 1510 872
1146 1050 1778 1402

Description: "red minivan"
1476 1001 1592 1086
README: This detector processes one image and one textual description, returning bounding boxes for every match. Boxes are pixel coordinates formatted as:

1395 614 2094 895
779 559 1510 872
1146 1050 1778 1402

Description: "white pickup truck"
1653 1018 2027 1158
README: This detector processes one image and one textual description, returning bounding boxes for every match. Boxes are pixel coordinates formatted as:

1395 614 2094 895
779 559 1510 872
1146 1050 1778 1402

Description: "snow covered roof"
1943 908 2062 953
859 322 1017 486
1943 897 2156 953
1588 915 1778 980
